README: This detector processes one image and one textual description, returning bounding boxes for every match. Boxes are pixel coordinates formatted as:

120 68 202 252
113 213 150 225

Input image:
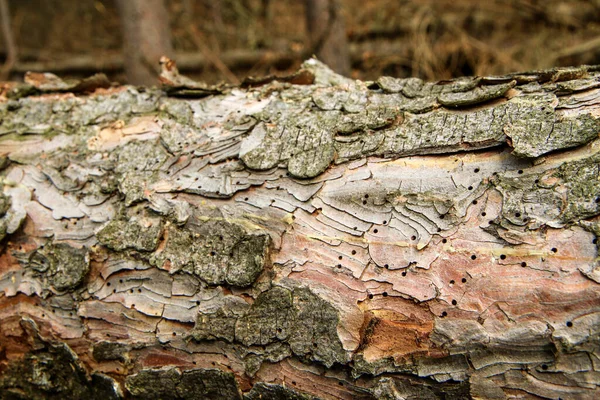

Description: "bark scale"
0 60 599 399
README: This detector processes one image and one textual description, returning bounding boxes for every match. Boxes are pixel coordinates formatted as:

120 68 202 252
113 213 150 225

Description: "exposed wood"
1 60 600 399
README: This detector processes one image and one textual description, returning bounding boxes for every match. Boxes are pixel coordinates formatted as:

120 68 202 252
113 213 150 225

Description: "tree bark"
305 0 351 76
116 0 173 86
1 60 600 399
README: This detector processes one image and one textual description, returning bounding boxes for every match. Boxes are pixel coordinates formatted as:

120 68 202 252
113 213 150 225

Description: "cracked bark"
1 59 600 399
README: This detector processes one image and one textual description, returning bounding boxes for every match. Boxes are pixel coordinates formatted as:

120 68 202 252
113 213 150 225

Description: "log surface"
0 60 600 399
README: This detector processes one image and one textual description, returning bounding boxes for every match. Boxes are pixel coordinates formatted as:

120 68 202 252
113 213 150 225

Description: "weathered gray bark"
0 59 600 399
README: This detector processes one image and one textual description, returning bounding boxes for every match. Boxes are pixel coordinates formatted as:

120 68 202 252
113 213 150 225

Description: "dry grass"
3 0 600 83
345 0 600 80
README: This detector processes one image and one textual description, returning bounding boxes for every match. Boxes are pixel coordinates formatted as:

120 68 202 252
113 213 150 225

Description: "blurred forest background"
1 0 600 86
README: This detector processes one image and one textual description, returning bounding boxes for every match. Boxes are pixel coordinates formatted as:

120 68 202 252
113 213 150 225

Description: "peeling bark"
1 59 600 399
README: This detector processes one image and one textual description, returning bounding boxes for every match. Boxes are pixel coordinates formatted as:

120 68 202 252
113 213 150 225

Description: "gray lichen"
192 296 250 343
492 153 600 230
552 153 600 223
0 338 119 400
0 191 10 242
151 218 270 287
237 66 600 178
350 354 415 379
97 213 163 252
579 221 600 283
437 80 516 107
193 285 347 369
125 368 242 400
27 242 89 292
505 96 600 158
240 83 565 178
0 219 6 243
369 376 471 400
0 87 160 140
92 341 131 362
1 62 597 187
114 140 170 205
73 88 161 125
239 116 336 179
0 181 30 241
244 383 322 400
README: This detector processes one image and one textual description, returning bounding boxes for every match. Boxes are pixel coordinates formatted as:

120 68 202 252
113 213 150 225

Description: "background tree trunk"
116 0 173 86
305 0 351 76
0 60 600 399
0 0 16 80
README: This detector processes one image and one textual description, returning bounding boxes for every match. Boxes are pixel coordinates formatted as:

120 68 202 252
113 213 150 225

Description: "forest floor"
3 0 600 84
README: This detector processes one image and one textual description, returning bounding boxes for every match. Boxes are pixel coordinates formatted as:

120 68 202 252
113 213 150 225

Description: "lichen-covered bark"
1 59 600 399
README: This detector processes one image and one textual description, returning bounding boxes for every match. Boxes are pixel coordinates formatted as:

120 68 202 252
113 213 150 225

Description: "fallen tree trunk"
0 59 600 399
